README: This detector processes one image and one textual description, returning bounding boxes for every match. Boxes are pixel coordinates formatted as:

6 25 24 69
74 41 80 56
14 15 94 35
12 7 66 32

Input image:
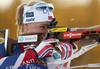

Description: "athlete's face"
24 21 50 40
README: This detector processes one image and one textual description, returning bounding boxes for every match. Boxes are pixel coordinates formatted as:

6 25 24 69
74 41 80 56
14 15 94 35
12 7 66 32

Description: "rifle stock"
7 34 42 56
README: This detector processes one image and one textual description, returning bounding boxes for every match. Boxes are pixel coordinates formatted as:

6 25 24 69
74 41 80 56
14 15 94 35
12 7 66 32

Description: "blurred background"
0 0 100 69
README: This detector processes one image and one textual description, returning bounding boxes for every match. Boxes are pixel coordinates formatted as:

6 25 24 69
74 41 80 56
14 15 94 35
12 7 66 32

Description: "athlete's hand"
58 43 73 67
35 39 59 58
58 43 73 60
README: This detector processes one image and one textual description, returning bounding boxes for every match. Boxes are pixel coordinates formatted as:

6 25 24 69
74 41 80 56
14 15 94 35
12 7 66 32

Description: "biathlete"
0 1 78 69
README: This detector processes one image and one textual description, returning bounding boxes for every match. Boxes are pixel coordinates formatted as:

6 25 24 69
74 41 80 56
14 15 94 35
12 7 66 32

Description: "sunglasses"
23 3 54 20
35 3 54 11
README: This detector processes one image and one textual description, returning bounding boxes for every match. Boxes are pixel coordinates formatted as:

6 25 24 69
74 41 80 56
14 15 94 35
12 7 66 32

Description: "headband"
23 3 54 24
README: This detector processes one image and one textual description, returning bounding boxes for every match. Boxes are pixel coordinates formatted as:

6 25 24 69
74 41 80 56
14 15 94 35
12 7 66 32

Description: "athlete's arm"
0 39 59 69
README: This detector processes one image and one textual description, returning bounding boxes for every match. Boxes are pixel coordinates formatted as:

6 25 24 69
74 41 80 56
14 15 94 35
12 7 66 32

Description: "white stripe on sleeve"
13 51 26 69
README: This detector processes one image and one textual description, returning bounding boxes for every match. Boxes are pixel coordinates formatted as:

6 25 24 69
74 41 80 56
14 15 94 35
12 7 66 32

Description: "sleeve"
0 49 38 69
0 37 6 58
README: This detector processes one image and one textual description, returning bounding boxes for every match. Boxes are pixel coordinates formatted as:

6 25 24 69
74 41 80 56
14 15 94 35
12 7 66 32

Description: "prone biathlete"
0 1 78 69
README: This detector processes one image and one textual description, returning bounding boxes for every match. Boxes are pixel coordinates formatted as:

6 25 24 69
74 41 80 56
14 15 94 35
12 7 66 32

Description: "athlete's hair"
16 0 45 37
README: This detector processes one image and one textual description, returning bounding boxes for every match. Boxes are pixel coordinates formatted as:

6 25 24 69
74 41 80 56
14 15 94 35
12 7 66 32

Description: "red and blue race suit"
0 38 48 69
0 38 78 69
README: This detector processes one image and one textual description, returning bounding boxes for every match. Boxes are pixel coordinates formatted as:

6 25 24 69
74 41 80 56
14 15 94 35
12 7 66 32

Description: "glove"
35 39 59 58
58 43 73 60
58 43 73 67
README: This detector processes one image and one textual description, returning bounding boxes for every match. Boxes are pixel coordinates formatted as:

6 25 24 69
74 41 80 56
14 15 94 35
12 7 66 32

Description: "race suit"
0 38 78 69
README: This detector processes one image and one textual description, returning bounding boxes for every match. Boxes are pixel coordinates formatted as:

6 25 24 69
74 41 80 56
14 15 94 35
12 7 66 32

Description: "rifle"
43 18 100 49
41 18 100 65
